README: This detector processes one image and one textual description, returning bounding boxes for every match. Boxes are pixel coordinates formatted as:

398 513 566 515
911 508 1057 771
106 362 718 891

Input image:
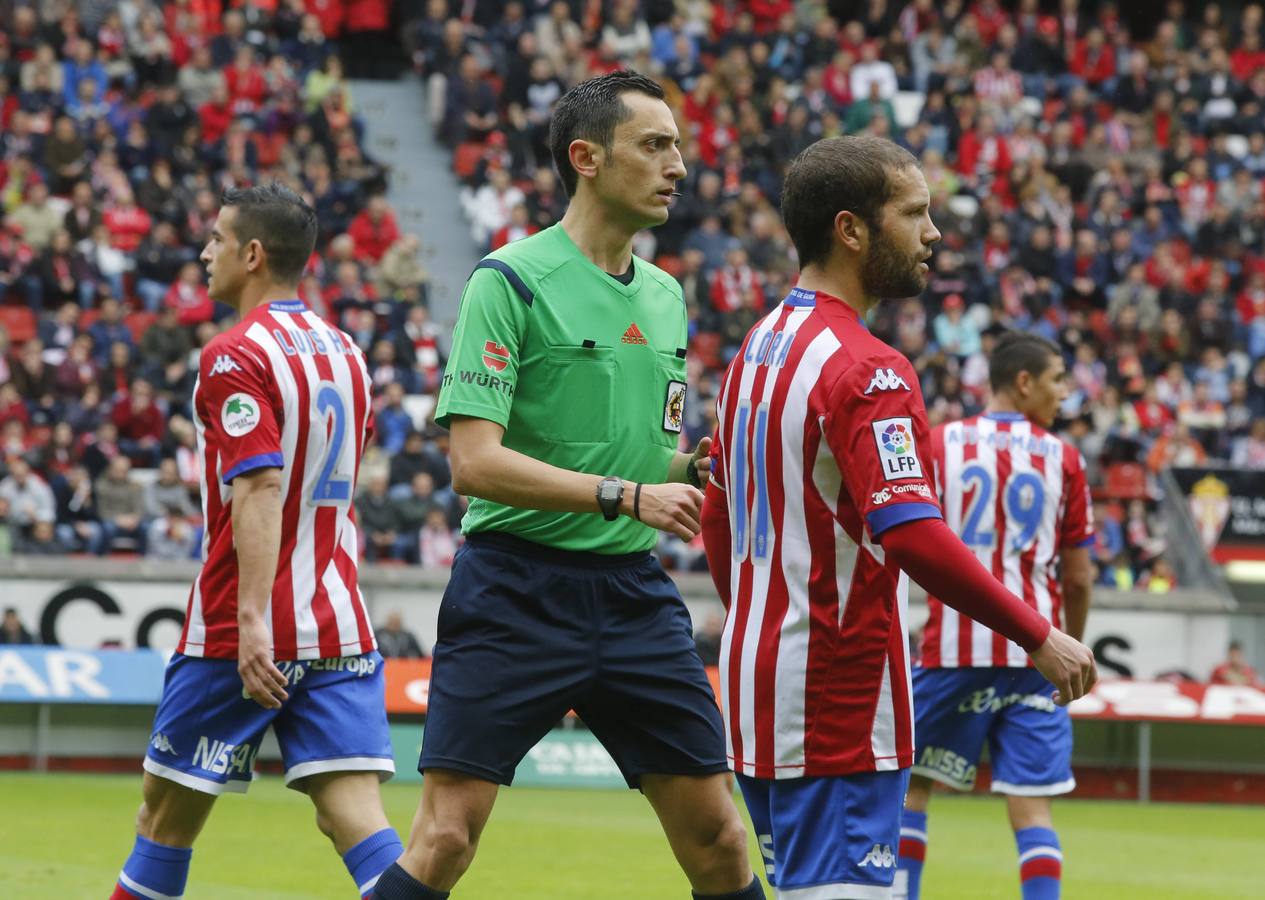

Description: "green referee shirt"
434 224 690 554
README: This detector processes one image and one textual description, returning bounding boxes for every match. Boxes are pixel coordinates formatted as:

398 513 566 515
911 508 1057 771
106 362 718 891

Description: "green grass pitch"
1 773 1260 898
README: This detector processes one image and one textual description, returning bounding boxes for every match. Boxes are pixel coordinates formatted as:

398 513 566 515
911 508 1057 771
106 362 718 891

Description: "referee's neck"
560 205 636 276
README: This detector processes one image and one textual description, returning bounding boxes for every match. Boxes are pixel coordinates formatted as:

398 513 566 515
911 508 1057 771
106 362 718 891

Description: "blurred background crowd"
5 0 1265 593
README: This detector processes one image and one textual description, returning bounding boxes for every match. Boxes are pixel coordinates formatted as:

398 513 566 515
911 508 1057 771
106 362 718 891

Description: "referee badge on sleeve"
663 380 686 433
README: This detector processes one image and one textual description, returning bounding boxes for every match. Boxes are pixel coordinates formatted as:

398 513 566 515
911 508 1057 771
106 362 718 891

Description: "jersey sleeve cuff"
866 501 942 538
223 452 285 484
1072 534 1095 548
434 403 511 430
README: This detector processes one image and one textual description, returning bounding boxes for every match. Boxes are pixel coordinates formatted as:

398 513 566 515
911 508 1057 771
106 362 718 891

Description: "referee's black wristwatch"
596 477 624 521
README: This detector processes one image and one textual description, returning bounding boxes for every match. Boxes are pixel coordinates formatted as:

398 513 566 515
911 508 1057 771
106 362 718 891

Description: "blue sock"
692 875 766 899
1015 826 1062 900
896 809 928 900
370 861 450 899
344 828 404 899
115 835 193 899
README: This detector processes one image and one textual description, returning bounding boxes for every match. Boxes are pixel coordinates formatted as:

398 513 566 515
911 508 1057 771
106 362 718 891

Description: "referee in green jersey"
372 72 764 900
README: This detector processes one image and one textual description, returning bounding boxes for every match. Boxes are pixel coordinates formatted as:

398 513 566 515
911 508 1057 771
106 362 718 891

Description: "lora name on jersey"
918 745 977 786
192 736 257 776
272 326 357 357
742 328 795 368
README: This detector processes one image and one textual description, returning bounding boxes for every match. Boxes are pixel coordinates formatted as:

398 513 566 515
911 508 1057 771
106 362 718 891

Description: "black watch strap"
596 476 623 521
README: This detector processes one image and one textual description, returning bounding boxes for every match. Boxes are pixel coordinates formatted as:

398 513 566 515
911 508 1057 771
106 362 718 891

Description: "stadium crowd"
4 0 1264 592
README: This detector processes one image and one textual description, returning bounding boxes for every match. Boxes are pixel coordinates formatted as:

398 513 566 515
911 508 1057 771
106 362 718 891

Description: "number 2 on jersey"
311 382 352 505
960 463 1045 552
731 400 773 564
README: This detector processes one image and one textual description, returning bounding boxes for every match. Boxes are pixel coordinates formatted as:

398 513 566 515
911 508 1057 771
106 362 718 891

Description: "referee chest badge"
663 381 686 433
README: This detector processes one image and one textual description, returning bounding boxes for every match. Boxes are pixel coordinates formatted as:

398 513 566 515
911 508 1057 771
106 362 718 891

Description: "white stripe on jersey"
299 308 367 652
969 418 997 665
772 324 840 772
937 420 963 666
1001 420 1031 667
246 319 314 646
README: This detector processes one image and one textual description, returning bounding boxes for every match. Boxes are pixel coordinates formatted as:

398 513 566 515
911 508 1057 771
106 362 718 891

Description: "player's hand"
690 436 712 486
1029 627 1098 706
238 611 288 709
627 481 704 541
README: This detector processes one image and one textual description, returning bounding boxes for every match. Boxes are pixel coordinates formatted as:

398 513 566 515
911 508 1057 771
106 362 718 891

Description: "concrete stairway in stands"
351 76 481 333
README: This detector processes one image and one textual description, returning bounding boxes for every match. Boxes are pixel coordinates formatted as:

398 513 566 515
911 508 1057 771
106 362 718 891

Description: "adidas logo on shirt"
208 354 243 377
621 322 648 344
863 367 910 395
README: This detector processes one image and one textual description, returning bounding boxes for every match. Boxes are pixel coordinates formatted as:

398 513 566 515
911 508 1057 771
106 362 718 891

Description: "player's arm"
232 466 289 709
825 360 1096 704
1060 546 1093 642
450 416 702 540
1059 450 1096 643
701 477 732 608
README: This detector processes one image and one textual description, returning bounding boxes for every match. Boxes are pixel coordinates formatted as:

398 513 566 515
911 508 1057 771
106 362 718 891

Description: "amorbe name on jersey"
871 416 924 482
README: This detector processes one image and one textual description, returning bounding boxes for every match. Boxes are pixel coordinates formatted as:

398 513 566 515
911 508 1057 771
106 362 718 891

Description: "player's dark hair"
989 331 1062 392
220 182 317 286
549 70 666 197
781 136 918 268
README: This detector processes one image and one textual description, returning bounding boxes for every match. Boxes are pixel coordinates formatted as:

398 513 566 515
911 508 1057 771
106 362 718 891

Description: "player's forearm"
453 439 618 515
232 474 283 622
701 480 732 608
882 517 1051 652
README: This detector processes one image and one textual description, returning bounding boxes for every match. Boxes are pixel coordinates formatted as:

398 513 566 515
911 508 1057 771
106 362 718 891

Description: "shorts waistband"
465 531 652 570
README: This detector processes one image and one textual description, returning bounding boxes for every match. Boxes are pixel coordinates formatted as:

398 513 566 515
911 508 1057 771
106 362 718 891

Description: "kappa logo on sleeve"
208 354 242 377
482 341 510 372
863 367 911 395
872 416 925 482
222 393 262 437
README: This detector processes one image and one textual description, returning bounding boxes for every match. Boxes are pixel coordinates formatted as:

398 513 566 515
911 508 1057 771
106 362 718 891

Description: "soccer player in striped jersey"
896 333 1095 900
700 136 1097 900
112 184 401 900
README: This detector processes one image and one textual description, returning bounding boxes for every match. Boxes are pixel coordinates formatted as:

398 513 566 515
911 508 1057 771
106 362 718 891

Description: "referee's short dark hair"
549 70 666 197
781 135 919 268
989 331 1062 392
221 182 318 286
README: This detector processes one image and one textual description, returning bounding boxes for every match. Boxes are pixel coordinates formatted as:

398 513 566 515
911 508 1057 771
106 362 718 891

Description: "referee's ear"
568 138 601 184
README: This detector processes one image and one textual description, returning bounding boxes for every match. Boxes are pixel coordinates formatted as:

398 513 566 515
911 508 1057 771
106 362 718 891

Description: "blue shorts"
738 770 910 899
144 651 394 795
911 667 1075 796
419 532 728 788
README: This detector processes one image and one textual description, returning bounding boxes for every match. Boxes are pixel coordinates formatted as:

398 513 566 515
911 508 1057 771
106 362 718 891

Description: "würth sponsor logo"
621 323 648 344
482 341 510 372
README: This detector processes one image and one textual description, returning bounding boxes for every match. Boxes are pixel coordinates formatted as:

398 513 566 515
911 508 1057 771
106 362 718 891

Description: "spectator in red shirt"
1210 641 1262 687
348 194 401 263
489 203 539 250
709 243 763 314
1071 27 1117 88
198 82 233 144
224 45 267 116
102 188 152 254
164 261 215 326
111 377 165 466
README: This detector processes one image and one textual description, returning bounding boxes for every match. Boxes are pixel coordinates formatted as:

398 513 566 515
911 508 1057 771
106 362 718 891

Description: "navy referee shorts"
418 531 729 788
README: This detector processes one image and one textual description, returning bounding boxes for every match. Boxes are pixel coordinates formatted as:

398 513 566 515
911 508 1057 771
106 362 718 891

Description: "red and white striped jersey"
177 299 377 661
711 287 942 779
920 413 1094 669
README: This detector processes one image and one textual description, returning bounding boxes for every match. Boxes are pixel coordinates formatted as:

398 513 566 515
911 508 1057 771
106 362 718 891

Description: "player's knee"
703 813 750 866
313 806 337 844
135 801 153 837
421 818 477 865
